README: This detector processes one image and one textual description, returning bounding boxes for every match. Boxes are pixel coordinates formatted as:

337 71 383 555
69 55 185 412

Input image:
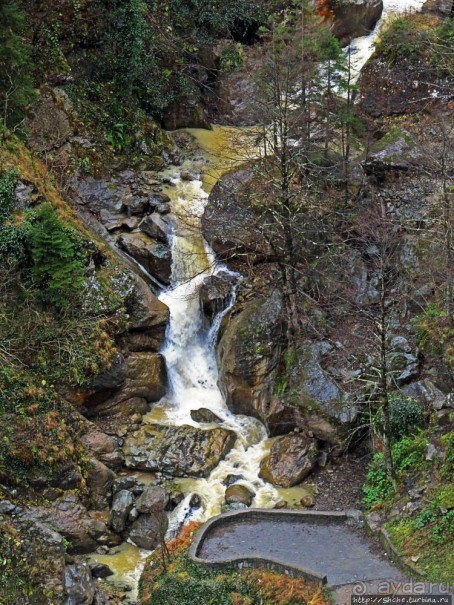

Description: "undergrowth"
139 522 330 605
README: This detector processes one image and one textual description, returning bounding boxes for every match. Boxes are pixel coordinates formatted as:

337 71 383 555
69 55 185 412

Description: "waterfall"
148 151 281 520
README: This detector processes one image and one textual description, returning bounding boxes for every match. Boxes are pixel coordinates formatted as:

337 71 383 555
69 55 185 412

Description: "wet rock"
167 492 185 510
260 433 318 488
190 408 224 424
86 458 116 511
202 168 274 262
189 494 203 508
139 213 172 244
274 500 288 509
199 273 235 322
117 232 171 285
180 171 198 181
150 193 172 215
65 561 95 605
223 474 244 487
123 424 236 477
300 494 316 508
224 484 255 506
135 486 169 514
90 563 114 579
109 490 134 533
329 0 383 45
121 277 169 352
128 510 169 550
86 353 167 417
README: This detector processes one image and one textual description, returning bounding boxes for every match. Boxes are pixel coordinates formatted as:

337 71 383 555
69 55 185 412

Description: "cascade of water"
151 160 281 519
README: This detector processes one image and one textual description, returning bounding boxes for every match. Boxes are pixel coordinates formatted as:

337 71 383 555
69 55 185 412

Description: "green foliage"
363 452 394 510
374 392 425 443
379 17 421 64
28 204 86 310
219 43 245 73
363 432 429 510
0 0 35 132
109 0 148 96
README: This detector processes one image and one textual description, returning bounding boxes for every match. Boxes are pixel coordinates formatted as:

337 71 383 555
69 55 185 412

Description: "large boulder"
121 273 169 352
329 0 383 45
128 510 169 551
162 90 211 131
81 426 123 471
260 433 318 488
123 424 236 477
190 408 224 424
201 168 273 262
85 458 116 511
286 342 355 425
217 294 284 423
224 484 255 506
109 490 134 533
139 213 172 243
117 232 171 285
19 494 120 555
84 353 167 417
135 486 169 514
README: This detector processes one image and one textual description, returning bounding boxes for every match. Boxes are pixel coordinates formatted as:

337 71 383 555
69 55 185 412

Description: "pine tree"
29 204 85 310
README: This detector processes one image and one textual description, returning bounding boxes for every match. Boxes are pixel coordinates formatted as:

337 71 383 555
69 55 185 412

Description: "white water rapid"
346 0 428 79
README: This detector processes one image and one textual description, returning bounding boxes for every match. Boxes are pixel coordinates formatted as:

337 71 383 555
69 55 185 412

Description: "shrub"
374 392 424 443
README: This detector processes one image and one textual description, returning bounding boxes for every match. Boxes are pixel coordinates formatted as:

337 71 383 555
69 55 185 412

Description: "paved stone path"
199 516 404 586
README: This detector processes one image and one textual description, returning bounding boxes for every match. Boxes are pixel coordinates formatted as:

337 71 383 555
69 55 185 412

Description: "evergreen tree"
29 204 85 311
0 0 35 132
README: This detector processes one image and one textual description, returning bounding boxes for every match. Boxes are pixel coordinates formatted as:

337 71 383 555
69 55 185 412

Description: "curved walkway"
190 509 404 587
